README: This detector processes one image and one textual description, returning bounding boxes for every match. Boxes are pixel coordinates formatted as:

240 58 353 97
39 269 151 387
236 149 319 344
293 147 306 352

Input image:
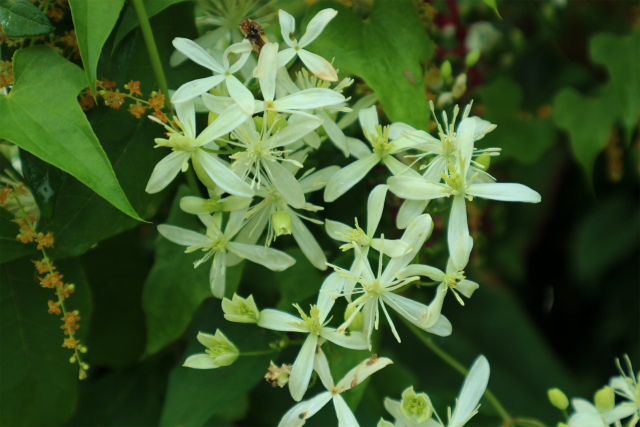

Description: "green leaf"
275 248 324 310
589 30 640 144
553 84 620 180
0 256 91 426
159 299 272 427
306 0 432 129
477 76 556 164
19 149 66 220
0 46 142 221
483 0 502 19
113 0 186 48
0 208 35 264
143 186 243 355
68 0 126 94
0 0 53 37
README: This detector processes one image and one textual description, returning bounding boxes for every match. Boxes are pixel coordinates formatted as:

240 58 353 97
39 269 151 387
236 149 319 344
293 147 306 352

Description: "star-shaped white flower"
145 100 253 197
388 117 541 268
278 348 393 426
183 330 239 369
257 273 369 401
276 9 338 82
171 38 255 114
158 210 295 298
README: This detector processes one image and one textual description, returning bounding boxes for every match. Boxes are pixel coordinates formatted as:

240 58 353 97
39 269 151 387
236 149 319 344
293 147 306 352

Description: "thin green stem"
240 349 278 357
402 318 512 424
130 0 173 118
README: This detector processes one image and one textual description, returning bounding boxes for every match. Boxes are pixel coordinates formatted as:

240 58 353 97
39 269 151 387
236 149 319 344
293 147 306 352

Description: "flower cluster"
147 6 543 425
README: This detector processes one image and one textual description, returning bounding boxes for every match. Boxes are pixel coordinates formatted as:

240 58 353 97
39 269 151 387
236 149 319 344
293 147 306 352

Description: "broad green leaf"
113 0 186 48
143 186 243 355
483 0 502 19
159 299 272 427
0 257 91 426
0 46 142 221
477 76 556 164
68 0 126 94
0 208 35 263
0 0 53 37
590 30 640 144
306 0 432 129
553 84 620 180
19 149 66 220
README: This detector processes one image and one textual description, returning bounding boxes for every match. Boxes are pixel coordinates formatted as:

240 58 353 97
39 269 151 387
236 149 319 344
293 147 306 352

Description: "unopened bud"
344 305 364 331
547 388 569 410
400 386 433 422
208 111 220 126
222 294 260 323
440 60 452 81
272 211 293 237
594 386 615 412
265 361 292 388
465 49 481 67
475 154 491 170
184 330 239 369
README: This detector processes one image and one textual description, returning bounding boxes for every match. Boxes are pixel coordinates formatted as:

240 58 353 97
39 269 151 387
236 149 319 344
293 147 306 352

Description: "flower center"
336 218 371 250
368 124 391 157
291 304 323 334
443 270 465 290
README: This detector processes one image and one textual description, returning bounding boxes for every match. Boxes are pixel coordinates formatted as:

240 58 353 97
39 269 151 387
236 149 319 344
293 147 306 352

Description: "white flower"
257 273 369 401
179 191 252 215
610 355 640 413
277 9 338 82
221 293 260 323
329 214 452 348
567 398 637 427
388 117 541 268
324 105 420 202
171 38 255 114
183 330 239 369
158 210 295 298
382 355 490 427
145 100 253 197
278 348 393 426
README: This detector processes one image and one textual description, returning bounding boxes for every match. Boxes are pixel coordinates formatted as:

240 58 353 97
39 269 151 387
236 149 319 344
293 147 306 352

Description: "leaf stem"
240 349 278 357
401 318 512 424
130 0 173 118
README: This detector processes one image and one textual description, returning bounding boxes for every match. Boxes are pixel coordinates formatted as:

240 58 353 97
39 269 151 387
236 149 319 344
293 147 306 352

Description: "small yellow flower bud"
344 305 364 331
98 90 107 96
594 386 615 412
548 388 569 410
465 49 482 67
272 211 293 237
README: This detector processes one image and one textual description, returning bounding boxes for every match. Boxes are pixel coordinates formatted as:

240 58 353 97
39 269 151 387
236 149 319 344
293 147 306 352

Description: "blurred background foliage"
0 0 638 426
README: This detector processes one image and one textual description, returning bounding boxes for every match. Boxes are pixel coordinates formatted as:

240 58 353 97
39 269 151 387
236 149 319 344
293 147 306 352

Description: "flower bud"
207 111 220 126
400 386 433 422
272 211 293 237
344 305 364 331
222 294 260 323
465 49 481 67
180 196 221 215
440 60 452 81
265 361 292 388
475 154 491 171
183 330 239 369
451 73 467 99
594 386 615 412
547 388 569 410
377 419 394 427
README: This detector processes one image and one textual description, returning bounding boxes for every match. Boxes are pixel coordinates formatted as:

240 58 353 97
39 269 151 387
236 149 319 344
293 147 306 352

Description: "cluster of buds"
90 78 168 122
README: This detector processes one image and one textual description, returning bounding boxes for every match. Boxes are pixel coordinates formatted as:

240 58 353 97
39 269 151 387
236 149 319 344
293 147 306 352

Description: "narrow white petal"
183 353 221 369
278 9 296 46
602 403 638 424
387 176 448 201
277 391 332 427
346 137 372 160
174 100 197 139
145 151 190 194
193 150 254 198
388 122 416 140
572 398 600 414
226 75 255 115
332 394 359 427
300 166 339 193
195 104 249 146
200 92 233 114
396 199 428 229
359 106 379 138
457 280 479 298
466 183 541 203
422 155 446 182
456 118 476 178
291 213 327 270
424 314 452 337
449 355 490 427
275 88 345 111
290 334 320 401
317 272 344 321
397 264 445 282
299 8 337 47
367 184 388 236
370 238 410 258
382 292 432 328
382 155 414 176
317 110 348 156
325 219 351 243
257 309 307 333
172 37 223 73
382 213 433 282
158 224 209 247
171 75 224 104
324 153 379 202
321 328 368 350
335 355 393 392
448 196 472 269
255 42 279 101
298 49 338 82
271 118 322 148
264 161 306 209
210 251 226 298
170 29 226 67
277 48 297 68
228 242 296 271
313 348 335 390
